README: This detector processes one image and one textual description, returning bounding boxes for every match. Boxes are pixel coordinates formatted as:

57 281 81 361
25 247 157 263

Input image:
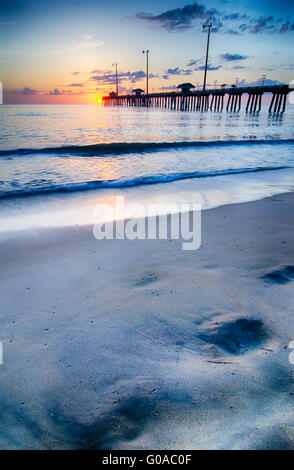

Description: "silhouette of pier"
103 84 290 113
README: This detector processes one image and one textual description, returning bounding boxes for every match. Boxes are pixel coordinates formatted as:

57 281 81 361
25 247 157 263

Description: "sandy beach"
1 191 293 449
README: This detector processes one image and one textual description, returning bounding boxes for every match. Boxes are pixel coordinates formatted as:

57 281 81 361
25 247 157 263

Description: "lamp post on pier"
142 50 150 96
203 22 212 91
112 62 118 95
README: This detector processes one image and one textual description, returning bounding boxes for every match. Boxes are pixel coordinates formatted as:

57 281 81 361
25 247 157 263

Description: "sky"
1 0 294 103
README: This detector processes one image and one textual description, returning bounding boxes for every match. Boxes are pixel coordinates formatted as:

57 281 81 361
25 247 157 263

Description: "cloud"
279 21 294 33
47 88 65 96
220 53 249 62
21 87 37 95
187 59 200 67
162 66 193 80
90 70 158 85
46 88 86 96
136 3 294 35
280 63 294 70
195 64 222 71
167 67 192 75
227 16 294 35
166 60 222 72
280 21 290 33
222 13 249 21
249 16 275 34
237 24 248 33
135 3 213 31
71 71 80 76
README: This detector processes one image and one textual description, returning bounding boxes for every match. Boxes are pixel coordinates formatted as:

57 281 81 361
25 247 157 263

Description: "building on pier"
177 83 195 95
132 88 144 97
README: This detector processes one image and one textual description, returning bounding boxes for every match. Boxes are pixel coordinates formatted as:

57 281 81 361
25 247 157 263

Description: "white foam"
0 168 294 235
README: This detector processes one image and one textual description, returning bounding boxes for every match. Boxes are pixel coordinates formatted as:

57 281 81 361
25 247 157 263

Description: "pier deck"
103 85 290 113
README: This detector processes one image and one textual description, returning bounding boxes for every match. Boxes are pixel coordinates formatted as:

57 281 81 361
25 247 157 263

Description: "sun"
97 97 102 105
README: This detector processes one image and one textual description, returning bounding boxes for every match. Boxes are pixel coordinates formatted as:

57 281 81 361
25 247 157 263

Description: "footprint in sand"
135 271 159 287
262 265 294 284
195 315 268 356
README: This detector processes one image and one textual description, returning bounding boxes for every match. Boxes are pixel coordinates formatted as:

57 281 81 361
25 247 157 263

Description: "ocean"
0 104 294 231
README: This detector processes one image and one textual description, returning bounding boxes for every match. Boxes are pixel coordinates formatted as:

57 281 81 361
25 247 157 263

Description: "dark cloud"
187 59 200 67
167 67 192 75
280 21 290 33
222 13 249 21
71 71 80 76
238 24 248 32
68 83 84 87
136 3 293 35
47 88 65 95
135 3 215 31
220 53 249 62
90 70 158 85
21 87 37 95
162 67 192 80
195 64 222 71
249 16 274 33
279 21 294 33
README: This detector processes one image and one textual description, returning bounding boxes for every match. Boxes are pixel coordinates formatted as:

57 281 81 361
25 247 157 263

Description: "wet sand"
0 192 294 449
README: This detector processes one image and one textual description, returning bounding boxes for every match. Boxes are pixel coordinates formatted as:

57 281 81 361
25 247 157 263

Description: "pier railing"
103 85 290 113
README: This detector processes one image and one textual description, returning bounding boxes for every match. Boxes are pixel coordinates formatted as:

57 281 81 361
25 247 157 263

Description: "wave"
0 138 293 157
0 165 290 199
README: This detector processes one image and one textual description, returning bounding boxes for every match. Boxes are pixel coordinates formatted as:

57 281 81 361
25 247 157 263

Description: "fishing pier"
103 84 290 113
